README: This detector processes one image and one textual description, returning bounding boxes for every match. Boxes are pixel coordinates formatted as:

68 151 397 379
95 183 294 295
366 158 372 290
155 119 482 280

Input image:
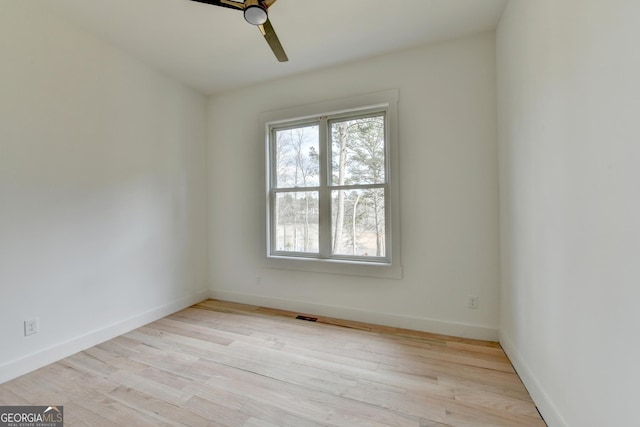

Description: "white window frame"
260 90 401 279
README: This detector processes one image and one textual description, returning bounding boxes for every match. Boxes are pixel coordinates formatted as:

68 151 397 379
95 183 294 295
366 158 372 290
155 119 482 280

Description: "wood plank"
108 386 215 427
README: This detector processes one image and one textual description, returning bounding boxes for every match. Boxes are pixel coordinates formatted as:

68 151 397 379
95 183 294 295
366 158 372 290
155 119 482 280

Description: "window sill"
264 255 403 279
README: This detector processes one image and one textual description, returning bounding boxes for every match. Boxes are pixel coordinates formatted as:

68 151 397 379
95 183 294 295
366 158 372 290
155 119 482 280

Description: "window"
262 90 401 278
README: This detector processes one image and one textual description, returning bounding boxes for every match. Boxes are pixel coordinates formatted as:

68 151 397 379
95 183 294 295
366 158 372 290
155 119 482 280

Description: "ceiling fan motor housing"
244 0 268 25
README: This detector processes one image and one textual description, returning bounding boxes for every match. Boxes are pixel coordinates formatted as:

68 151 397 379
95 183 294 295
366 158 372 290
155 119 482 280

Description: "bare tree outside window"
274 125 319 253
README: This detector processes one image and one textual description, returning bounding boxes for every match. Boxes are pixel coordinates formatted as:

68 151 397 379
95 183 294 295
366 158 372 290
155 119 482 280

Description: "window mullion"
330 183 385 191
318 116 331 258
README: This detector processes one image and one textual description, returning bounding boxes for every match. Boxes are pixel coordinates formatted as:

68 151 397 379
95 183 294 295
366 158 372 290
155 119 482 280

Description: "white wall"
497 1 640 425
0 2 209 382
208 33 500 340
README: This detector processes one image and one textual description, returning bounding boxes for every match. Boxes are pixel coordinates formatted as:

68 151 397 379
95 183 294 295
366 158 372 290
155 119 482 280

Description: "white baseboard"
209 289 499 341
499 331 567 427
0 290 209 384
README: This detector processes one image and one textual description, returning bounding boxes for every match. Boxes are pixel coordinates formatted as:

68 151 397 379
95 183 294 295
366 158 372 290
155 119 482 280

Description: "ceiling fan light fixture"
244 4 268 25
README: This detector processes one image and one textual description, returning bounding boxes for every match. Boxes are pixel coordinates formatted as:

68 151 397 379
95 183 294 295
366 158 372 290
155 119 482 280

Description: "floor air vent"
295 315 318 322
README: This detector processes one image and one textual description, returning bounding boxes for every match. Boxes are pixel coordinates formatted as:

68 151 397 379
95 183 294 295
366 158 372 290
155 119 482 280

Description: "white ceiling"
44 0 507 94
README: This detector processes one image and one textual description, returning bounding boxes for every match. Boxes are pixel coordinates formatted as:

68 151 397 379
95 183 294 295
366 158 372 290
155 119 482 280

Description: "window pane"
275 192 319 253
331 189 385 257
275 125 319 188
331 115 385 186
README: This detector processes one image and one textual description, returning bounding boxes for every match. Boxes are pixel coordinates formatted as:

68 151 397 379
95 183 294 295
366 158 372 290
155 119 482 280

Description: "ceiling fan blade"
189 0 289 62
189 0 243 11
259 18 288 62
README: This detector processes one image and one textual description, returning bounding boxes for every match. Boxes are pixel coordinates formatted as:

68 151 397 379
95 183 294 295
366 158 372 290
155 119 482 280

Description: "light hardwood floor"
0 299 545 426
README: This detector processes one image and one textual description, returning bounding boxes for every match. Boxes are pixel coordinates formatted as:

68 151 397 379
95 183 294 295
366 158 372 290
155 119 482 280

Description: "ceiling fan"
189 0 288 62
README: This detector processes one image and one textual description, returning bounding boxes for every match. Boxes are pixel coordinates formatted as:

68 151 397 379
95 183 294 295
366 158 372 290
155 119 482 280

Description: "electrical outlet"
24 318 39 336
468 296 479 309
